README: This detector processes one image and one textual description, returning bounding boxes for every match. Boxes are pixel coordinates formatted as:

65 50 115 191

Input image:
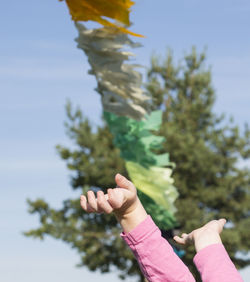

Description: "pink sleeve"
193 243 243 282
121 215 195 282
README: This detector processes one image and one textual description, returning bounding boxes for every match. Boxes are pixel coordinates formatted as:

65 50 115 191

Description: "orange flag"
59 0 143 37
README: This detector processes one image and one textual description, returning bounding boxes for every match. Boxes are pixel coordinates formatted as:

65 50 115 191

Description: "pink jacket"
121 216 243 282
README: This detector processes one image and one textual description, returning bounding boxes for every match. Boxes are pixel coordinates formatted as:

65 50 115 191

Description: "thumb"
115 173 135 192
218 218 227 232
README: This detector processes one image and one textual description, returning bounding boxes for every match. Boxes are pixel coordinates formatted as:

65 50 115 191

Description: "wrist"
194 229 222 252
114 196 140 219
115 197 147 233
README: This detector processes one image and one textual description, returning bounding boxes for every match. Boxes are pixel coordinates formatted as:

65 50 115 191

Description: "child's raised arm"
80 174 195 282
80 173 147 233
81 174 243 282
174 220 243 282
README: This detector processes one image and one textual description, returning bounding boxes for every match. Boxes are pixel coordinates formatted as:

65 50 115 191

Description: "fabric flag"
104 110 178 217
59 0 179 229
59 0 143 37
125 161 178 214
75 23 150 120
104 110 172 167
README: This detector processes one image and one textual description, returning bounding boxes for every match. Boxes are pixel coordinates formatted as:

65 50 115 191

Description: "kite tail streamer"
60 0 179 228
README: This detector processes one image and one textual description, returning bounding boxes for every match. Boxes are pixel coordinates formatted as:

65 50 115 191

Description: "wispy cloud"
212 55 250 78
0 56 92 81
211 54 250 104
225 0 250 13
2 38 78 54
28 39 77 52
0 159 64 172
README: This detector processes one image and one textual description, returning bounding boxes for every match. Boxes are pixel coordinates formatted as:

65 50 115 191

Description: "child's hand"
80 173 138 218
173 219 226 252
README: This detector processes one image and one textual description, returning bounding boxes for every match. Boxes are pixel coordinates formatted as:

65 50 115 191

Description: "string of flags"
59 0 179 228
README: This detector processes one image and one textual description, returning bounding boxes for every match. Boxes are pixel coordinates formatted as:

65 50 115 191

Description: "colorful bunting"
59 0 179 228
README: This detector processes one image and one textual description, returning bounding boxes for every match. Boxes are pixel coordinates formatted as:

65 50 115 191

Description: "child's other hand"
173 219 226 252
80 173 138 218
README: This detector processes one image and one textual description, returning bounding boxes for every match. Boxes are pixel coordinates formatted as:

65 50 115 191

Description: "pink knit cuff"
120 215 157 246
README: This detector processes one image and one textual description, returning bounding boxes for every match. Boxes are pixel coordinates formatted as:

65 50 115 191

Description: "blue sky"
0 0 249 281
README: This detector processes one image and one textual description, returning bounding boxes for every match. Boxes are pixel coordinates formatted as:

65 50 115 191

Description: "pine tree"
147 48 250 279
25 48 250 281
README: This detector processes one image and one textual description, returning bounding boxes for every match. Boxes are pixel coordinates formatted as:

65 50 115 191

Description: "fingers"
173 236 184 244
80 195 87 210
80 190 113 214
218 218 227 233
87 191 98 211
96 191 113 214
80 193 96 213
107 188 123 209
218 218 226 226
173 233 190 245
115 173 135 192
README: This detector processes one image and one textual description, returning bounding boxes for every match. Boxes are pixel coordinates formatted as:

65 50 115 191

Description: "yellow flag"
126 161 178 214
59 0 143 37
